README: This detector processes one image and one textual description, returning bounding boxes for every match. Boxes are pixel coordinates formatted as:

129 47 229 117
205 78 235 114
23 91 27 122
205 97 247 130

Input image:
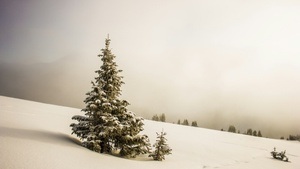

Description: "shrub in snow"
271 147 289 162
149 130 172 161
70 36 150 157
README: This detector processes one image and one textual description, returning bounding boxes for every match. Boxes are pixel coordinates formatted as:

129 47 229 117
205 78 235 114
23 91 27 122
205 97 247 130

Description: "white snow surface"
0 96 299 169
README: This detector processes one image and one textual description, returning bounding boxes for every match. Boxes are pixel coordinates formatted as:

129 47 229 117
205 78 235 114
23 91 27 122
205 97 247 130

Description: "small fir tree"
258 130 262 137
253 130 257 136
159 113 166 122
247 129 253 135
149 130 172 161
152 114 159 121
228 125 236 133
177 119 181 125
182 119 189 126
191 121 198 127
70 36 150 157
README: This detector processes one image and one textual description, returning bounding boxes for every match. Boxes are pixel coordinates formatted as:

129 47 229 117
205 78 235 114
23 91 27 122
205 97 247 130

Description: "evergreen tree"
70 36 150 157
149 130 172 161
253 130 257 136
177 119 181 125
246 129 253 135
258 130 262 137
152 114 159 121
182 119 189 126
191 121 198 127
159 113 166 122
228 125 236 133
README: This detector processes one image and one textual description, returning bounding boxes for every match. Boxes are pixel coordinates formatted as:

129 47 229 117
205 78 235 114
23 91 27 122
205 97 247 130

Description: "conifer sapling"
149 130 172 161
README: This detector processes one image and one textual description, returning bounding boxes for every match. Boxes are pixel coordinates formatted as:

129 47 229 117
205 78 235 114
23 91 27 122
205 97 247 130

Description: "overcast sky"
1 0 300 137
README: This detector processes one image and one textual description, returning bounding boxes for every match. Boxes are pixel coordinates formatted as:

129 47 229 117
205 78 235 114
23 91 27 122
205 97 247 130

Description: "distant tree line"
151 115 199 127
227 129 300 141
286 134 300 141
223 125 263 137
177 119 198 127
279 134 300 141
152 113 166 122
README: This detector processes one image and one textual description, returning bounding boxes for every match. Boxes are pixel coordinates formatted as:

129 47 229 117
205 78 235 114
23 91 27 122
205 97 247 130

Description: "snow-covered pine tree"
149 130 172 161
70 36 150 157
114 100 151 158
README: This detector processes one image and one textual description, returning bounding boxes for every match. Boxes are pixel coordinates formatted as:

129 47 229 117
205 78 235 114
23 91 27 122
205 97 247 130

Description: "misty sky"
1 0 300 137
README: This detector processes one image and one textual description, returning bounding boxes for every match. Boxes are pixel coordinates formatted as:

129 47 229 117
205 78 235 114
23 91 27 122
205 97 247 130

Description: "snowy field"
0 96 299 169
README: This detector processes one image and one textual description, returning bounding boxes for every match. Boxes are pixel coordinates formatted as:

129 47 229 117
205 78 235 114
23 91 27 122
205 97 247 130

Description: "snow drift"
0 96 299 169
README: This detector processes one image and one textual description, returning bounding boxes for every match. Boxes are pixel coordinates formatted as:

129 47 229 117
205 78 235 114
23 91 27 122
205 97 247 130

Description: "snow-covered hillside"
0 96 299 169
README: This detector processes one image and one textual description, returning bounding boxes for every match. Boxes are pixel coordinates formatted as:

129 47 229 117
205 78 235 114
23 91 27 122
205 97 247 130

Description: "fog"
1 0 300 138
